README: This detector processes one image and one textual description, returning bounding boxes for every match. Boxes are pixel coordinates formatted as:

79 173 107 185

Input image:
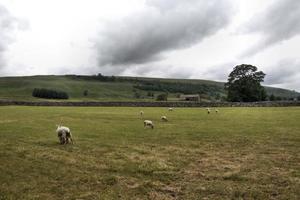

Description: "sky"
0 0 299 91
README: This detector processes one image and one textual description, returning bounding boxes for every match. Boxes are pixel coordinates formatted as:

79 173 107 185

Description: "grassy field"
0 106 299 199
0 75 298 101
0 76 139 101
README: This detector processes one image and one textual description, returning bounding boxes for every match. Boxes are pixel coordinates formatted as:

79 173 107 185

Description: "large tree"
225 64 267 102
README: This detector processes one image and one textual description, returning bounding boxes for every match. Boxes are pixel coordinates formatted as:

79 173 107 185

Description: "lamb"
56 125 73 144
161 116 168 122
144 120 154 129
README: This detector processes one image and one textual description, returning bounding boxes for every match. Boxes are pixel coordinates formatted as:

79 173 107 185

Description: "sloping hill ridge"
0 75 298 101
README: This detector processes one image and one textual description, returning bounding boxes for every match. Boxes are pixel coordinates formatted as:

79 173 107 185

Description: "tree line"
133 81 222 98
32 88 69 99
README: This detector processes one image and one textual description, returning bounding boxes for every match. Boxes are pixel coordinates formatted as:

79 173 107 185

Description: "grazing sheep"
56 125 73 144
140 111 144 116
144 120 154 129
215 109 219 113
206 108 211 114
168 107 173 111
161 116 168 122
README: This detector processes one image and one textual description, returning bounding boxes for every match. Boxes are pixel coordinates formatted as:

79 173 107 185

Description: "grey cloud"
123 64 194 79
101 63 193 79
242 0 300 56
120 62 235 83
95 0 234 72
199 62 236 81
265 59 300 86
0 5 20 70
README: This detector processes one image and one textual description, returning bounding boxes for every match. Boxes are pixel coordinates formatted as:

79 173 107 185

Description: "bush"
275 96 282 101
269 94 275 101
83 90 88 96
134 92 141 99
156 93 168 101
147 91 154 98
32 88 69 99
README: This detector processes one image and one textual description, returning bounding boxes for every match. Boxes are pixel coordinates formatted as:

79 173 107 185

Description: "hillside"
0 75 298 101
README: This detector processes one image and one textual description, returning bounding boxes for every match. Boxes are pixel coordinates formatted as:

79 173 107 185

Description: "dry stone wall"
0 100 299 107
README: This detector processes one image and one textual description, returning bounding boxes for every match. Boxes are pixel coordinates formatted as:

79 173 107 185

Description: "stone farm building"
179 94 200 102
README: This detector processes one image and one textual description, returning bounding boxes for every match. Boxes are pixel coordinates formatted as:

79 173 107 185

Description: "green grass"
0 106 299 199
0 75 298 101
0 76 140 101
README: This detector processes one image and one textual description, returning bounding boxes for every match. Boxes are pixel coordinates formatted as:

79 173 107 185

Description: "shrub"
134 91 141 99
83 90 88 96
269 94 275 101
156 93 168 101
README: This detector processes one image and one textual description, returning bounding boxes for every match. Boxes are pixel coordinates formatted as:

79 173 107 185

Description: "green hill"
0 75 298 101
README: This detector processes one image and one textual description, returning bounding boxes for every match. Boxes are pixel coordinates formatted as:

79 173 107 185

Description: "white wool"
144 120 153 125
206 107 211 114
161 116 168 121
144 120 154 129
56 125 70 134
56 125 73 144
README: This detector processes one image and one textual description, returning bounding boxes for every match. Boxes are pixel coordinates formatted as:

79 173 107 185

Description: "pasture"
0 76 297 101
0 106 299 199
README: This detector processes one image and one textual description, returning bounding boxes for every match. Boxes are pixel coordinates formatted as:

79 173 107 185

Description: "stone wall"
0 100 299 107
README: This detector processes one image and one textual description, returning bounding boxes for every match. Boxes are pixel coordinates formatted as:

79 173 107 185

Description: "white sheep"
215 109 219 113
56 125 73 144
144 120 154 129
161 116 168 122
140 111 144 116
168 107 173 111
206 108 211 114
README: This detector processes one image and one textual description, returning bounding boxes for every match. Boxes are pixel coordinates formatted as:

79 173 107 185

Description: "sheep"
161 116 168 122
140 111 144 116
144 120 154 129
206 108 211 114
56 125 73 144
215 108 219 114
168 107 173 111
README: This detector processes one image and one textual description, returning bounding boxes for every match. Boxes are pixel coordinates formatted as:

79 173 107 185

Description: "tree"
147 91 154 98
156 93 168 101
32 88 69 99
133 91 141 99
225 64 267 102
276 96 282 101
83 90 89 96
269 94 275 101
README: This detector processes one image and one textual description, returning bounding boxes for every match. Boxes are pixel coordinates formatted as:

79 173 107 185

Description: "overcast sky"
0 0 299 91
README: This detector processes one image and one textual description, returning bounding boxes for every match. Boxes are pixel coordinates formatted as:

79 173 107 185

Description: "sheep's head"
55 124 62 131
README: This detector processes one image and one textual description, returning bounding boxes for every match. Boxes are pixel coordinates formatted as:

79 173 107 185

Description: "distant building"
179 94 200 102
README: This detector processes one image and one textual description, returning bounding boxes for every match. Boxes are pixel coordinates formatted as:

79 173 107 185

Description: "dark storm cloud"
0 5 19 69
95 0 234 70
242 0 300 56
